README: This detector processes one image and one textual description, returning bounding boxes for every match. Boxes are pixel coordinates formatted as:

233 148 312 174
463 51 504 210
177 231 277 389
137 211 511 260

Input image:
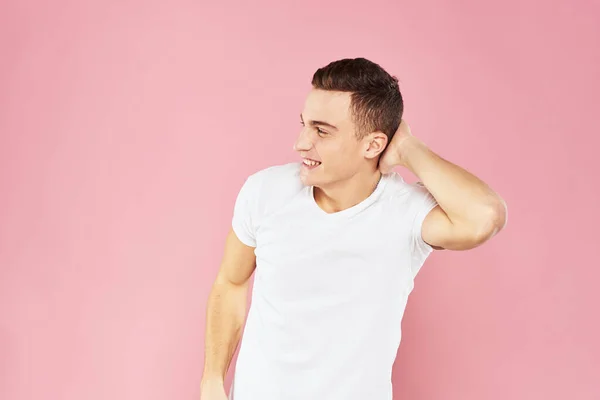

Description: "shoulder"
238 162 305 211
243 162 303 195
382 171 438 218
251 162 302 183
384 171 432 201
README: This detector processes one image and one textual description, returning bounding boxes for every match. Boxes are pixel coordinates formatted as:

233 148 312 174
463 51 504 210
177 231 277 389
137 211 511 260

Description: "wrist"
396 136 425 169
201 375 225 387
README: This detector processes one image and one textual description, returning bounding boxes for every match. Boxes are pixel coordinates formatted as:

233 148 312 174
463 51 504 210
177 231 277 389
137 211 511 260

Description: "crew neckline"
308 173 389 220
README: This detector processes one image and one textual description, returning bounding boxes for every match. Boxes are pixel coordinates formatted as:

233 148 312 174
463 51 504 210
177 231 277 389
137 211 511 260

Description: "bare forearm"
202 280 248 384
400 136 506 227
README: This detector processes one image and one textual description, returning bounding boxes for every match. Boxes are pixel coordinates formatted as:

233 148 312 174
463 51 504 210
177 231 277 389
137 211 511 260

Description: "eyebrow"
300 113 338 131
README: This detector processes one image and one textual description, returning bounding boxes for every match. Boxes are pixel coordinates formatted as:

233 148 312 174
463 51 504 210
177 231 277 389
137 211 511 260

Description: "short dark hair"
311 58 403 141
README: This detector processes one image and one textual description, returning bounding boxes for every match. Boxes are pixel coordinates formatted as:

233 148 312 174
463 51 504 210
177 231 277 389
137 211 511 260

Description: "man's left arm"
380 121 507 251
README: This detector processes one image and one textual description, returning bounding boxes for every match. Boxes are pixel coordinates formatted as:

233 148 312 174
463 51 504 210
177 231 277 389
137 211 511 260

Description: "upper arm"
421 205 454 250
220 171 262 285
421 205 485 251
216 228 256 286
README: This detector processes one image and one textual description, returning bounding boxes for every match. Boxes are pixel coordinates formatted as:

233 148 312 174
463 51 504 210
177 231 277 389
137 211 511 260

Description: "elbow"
491 196 508 232
472 198 508 243
445 198 507 251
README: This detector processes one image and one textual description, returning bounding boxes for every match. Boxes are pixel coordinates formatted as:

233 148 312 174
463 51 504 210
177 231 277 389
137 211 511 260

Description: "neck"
314 168 383 214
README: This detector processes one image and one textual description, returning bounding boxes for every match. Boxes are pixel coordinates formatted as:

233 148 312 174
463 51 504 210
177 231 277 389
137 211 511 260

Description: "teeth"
303 159 320 166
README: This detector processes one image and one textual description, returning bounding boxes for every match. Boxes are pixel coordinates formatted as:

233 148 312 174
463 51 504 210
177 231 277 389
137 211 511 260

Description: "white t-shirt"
229 162 437 400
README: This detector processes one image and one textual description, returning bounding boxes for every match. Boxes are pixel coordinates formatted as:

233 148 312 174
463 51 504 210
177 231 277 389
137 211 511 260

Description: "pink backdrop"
1 1 599 399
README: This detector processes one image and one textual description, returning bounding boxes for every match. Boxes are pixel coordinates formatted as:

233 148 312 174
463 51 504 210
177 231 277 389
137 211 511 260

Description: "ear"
363 132 388 159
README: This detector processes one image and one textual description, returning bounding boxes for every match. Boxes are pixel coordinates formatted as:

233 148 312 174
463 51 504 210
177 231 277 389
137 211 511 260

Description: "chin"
299 173 314 187
299 170 321 187
302 175 334 190
299 162 336 187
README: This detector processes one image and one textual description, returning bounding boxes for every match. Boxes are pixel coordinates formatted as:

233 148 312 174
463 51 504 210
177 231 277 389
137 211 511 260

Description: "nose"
293 127 312 152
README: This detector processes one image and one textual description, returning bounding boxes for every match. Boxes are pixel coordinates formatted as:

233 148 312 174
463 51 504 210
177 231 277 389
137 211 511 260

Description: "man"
200 58 507 400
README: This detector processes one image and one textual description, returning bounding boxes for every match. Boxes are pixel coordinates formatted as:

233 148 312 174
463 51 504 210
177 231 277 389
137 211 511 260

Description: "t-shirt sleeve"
409 182 438 277
231 173 261 248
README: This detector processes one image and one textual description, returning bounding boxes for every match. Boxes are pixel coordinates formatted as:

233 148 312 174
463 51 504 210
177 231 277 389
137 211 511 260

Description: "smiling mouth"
302 159 322 168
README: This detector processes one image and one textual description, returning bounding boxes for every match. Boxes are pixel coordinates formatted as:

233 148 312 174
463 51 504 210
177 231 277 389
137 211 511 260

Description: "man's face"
294 89 372 188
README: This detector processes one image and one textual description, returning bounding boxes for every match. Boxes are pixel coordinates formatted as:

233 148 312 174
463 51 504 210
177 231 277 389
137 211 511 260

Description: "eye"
316 127 328 135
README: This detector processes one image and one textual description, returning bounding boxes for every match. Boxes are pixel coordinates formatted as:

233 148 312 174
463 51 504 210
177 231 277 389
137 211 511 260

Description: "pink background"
1 1 599 399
